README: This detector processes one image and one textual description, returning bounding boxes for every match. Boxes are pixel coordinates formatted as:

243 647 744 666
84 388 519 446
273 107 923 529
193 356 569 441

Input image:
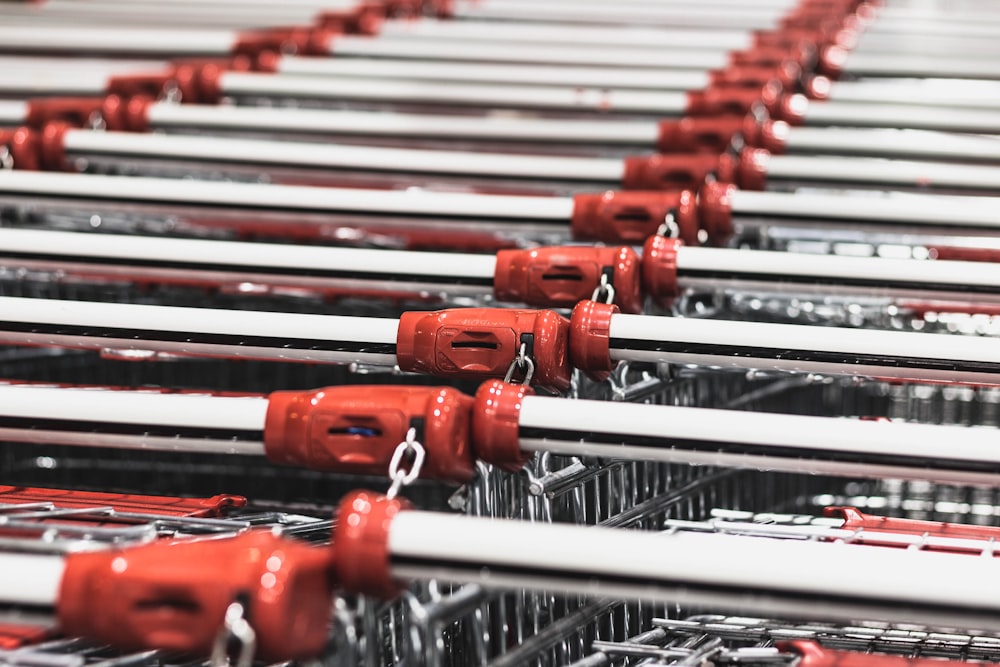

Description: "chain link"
210 601 257 667
590 272 616 305
386 427 426 499
503 342 536 386
656 208 680 239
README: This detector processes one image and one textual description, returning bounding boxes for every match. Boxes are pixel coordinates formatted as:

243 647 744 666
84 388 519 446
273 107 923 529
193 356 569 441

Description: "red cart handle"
494 245 643 314
59 531 333 661
397 308 572 392
826 506 1000 546
265 385 475 483
778 640 981 667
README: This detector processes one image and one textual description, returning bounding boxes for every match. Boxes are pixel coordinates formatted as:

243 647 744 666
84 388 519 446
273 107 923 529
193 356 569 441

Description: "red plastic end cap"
622 153 722 191
571 190 700 245
38 123 74 171
569 301 620 382
120 95 154 132
745 116 789 154
833 25 861 50
263 385 475 484
471 380 533 472
58 532 333 661
493 245 642 314
685 82 784 119
774 641 838 667
171 62 226 104
641 235 681 309
803 74 833 101
818 45 849 80
731 43 815 71
0 128 40 171
24 98 105 130
396 308 572 392
656 116 744 154
698 182 737 246
716 148 770 191
332 490 410 599
774 93 809 126
710 62 802 93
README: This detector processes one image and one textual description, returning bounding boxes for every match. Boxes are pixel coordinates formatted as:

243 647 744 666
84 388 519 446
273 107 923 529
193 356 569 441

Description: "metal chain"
590 272 616 305
503 342 536 386
386 427 426 499
210 601 257 667
656 208 680 239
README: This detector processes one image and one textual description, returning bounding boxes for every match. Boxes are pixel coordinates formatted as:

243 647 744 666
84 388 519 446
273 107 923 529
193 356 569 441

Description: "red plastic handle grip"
0 485 245 518
23 98 112 130
623 150 770 191
826 506 1000 548
494 245 643 314
571 190 700 245
264 385 475 483
59 531 333 661
657 115 789 155
396 308 572 392
778 640 982 667
315 3 385 33
622 153 723 190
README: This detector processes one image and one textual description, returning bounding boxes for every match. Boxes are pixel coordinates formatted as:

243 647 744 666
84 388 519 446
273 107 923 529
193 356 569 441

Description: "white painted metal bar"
143 103 661 148
827 79 1000 111
0 70 115 97
0 100 28 126
516 394 1000 486
275 57 712 92
324 36 731 70
0 554 64 607
606 313 1000 384
764 155 1000 193
379 509 1000 632
65 128 1000 198
506 0 798 8
873 9 1000 29
729 189 1000 235
0 384 268 455
61 129 626 185
783 128 1000 164
0 296 400 366
0 171 576 227
0 2 335 28
218 72 689 116
0 25 236 57
802 101 1000 134
73 0 351 7
673 245 1000 303
451 2 788 30
852 33 1000 58
378 20 754 51
0 228 497 297
836 53 1000 81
